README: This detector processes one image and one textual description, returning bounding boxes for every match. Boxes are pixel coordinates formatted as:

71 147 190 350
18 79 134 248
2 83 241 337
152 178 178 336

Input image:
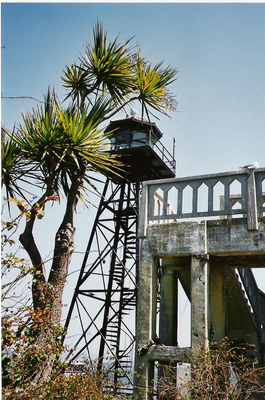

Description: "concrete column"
209 265 226 342
134 239 158 399
191 254 210 353
159 266 178 346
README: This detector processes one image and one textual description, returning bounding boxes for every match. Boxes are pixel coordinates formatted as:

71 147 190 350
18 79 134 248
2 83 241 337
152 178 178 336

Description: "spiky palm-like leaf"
9 89 120 199
1 128 38 200
134 49 178 118
56 99 119 177
82 22 135 101
62 63 91 107
62 22 135 109
14 89 61 188
2 129 22 189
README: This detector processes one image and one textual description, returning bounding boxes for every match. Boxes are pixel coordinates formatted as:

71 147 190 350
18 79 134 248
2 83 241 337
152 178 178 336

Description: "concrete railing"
139 168 265 237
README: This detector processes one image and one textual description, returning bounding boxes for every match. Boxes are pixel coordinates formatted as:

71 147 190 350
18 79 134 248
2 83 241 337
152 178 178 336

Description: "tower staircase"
63 180 139 392
228 268 265 346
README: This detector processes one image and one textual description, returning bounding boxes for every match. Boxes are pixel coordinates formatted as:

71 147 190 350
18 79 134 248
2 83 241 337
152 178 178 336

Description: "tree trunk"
48 222 75 325
30 172 83 386
20 168 84 387
31 222 76 386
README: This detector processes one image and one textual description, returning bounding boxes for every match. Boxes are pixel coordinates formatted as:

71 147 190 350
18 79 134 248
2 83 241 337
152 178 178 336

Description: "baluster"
163 189 168 216
177 187 183 216
208 185 213 213
224 183 230 214
247 171 258 230
192 186 198 214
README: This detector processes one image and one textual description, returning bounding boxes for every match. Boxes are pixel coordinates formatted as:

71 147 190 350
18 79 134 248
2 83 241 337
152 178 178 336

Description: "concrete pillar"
134 239 158 399
159 265 178 346
191 254 210 353
209 265 226 343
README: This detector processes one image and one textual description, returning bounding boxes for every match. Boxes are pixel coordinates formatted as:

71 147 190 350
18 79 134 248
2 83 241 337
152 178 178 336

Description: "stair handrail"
237 268 265 340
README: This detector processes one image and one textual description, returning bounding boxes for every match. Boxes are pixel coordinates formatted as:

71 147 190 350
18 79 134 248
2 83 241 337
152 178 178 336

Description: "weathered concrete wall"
147 218 265 257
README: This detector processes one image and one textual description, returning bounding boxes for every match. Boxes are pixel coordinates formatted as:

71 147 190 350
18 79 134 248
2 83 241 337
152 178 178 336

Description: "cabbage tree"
1 22 178 386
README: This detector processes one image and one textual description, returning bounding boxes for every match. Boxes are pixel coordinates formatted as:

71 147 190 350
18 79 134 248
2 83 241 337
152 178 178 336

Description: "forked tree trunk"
20 170 84 387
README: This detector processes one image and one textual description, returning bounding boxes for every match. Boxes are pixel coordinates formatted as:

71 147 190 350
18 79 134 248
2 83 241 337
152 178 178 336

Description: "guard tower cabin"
104 116 176 182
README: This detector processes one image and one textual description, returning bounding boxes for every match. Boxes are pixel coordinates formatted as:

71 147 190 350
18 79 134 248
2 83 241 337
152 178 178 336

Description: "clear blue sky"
2 2 265 176
2 2 265 346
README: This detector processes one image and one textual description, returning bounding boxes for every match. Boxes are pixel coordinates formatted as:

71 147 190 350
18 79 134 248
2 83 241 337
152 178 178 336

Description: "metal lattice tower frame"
64 179 140 388
63 116 176 392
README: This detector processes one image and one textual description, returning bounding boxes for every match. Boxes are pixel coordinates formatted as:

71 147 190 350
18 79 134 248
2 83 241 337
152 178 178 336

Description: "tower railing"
109 130 176 175
150 136 176 174
139 167 265 237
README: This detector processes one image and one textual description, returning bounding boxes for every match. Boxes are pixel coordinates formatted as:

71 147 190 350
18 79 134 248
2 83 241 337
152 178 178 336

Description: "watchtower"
63 115 176 393
105 115 176 182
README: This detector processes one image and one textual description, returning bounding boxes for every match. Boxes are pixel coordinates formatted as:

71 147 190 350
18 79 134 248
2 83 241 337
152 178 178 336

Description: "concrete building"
134 167 265 398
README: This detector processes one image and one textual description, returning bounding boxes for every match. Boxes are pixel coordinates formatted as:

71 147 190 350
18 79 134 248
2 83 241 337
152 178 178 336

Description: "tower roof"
104 116 163 140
